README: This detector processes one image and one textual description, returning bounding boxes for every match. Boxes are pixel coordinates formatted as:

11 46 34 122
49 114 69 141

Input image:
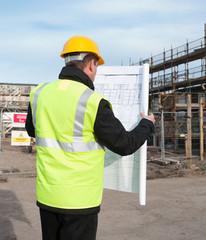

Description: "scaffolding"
144 24 206 159
0 83 35 108
0 83 36 144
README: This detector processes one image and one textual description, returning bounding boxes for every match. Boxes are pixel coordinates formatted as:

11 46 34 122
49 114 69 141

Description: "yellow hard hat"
60 36 105 65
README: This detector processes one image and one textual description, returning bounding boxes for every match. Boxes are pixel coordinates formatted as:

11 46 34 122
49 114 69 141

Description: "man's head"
60 36 104 82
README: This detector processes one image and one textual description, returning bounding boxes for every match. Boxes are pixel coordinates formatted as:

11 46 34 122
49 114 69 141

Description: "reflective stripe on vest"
32 83 103 152
73 88 93 142
36 136 103 152
32 83 49 128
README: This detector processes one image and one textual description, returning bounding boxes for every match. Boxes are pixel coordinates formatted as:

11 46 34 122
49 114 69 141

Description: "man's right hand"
140 112 155 123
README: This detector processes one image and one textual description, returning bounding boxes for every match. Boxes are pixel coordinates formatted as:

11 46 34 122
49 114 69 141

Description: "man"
26 35 155 240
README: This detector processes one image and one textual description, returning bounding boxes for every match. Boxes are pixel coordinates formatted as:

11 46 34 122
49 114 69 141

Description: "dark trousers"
39 208 98 240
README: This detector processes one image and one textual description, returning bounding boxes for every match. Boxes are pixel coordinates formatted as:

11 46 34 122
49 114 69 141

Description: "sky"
0 0 206 84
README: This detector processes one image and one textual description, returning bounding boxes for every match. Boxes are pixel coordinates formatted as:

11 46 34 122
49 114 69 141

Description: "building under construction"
143 24 206 160
0 24 206 160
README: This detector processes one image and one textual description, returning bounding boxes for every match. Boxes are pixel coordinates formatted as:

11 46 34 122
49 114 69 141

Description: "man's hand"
140 112 155 123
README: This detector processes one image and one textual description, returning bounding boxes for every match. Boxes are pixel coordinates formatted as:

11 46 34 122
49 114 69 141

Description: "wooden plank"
187 94 192 169
176 103 200 108
0 96 30 101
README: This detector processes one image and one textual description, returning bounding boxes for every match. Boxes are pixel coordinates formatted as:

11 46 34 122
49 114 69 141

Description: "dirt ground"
0 138 206 240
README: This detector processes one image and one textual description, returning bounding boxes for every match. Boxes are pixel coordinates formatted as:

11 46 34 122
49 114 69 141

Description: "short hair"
65 53 98 70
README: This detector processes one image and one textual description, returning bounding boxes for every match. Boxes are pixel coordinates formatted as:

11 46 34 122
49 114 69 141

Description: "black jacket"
26 66 154 214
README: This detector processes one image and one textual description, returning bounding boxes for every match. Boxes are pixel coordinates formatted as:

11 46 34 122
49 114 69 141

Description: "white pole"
161 110 165 161
139 63 149 206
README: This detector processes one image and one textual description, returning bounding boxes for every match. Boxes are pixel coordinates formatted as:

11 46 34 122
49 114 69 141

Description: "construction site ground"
0 138 206 240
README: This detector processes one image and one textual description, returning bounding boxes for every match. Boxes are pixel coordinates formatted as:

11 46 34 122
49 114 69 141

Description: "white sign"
11 131 31 146
95 64 149 205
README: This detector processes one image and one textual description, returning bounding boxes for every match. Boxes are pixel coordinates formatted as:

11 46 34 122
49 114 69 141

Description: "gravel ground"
0 139 206 240
1 175 206 240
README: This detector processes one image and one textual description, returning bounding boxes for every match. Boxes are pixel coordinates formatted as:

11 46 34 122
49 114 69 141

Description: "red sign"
12 113 27 127
13 113 27 123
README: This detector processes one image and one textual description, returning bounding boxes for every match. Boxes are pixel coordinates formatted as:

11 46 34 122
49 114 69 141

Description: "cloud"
0 0 205 83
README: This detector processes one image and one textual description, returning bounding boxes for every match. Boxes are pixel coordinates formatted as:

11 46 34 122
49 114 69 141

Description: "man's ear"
83 59 95 80
89 59 95 72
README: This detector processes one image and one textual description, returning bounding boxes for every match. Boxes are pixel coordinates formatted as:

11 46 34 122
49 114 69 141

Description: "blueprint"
95 65 149 205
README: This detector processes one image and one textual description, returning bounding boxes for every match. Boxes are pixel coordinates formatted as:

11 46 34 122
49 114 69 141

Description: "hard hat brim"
97 55 104 66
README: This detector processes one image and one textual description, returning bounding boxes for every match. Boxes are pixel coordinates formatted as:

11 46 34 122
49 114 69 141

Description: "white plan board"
95 64 149 205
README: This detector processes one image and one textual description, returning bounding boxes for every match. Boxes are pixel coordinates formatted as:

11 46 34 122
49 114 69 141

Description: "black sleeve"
25 103 35 137
94 99 154 156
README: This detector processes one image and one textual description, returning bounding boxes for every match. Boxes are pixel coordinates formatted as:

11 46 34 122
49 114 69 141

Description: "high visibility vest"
30 79 106 209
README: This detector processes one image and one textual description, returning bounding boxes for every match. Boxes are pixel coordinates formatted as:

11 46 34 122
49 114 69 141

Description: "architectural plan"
95 64 149 205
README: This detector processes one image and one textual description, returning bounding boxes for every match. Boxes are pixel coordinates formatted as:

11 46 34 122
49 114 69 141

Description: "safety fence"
150 37 205 66
149 110 206 158
0 107 28 151
150 64 206 90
